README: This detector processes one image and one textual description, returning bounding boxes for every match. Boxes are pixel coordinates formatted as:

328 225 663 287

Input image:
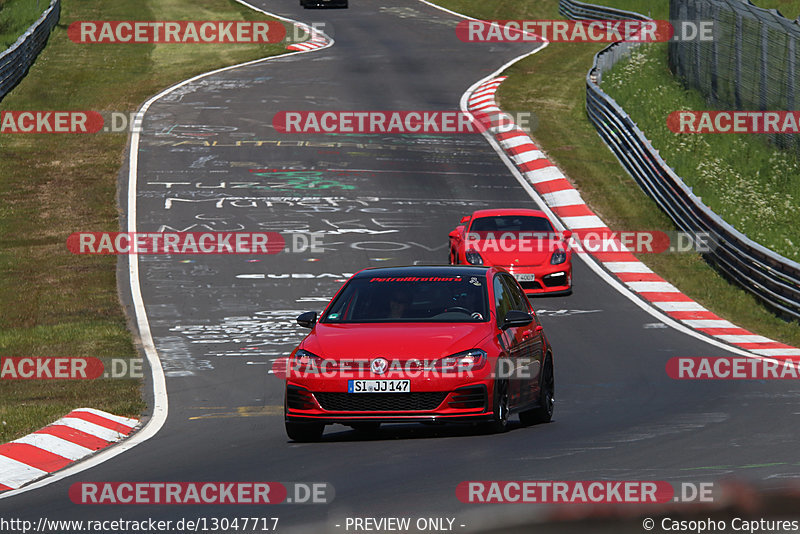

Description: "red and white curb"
286 23 329 52
0 409 138 492
468 76 800 362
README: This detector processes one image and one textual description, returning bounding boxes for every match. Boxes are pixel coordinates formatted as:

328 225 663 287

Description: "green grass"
0 0 46 49
749 0 800 19
0 0 290 442
593 0 667 19
603 43 800 262
430 0 800 347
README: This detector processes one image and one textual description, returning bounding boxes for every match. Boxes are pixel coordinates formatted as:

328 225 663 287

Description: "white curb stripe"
543 189 584 207
471 83 503 95
12 435 92 462
511 150 546 164
715 334 774 344
525 166 565 184
684 319 738 329
471 83 503 94
561 215 606 229
653 301 707 312
605 262 654 274
626 281 681 293
469 94 496 106
56 417 127 442
471 103 500 111
499 136 533 149
0 456 48 490
72 408 138 428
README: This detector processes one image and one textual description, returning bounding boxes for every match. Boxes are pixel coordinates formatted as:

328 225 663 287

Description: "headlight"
426 349 487 372
550 250 567 265
465 250 484 265
292 349 331 374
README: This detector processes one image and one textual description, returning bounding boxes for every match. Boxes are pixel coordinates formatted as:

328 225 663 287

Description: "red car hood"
303 322 493 361
472 237 560 267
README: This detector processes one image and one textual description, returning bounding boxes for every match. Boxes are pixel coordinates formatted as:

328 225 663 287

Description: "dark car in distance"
301 0 347 8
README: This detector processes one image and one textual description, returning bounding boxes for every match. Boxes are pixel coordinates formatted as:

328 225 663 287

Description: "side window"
493 276 514 327
500 275 530 313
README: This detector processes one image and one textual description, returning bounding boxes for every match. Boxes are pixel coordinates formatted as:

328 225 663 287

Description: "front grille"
315 392 447 412
448 385 487 410
520 280 543 290
542 273 567 287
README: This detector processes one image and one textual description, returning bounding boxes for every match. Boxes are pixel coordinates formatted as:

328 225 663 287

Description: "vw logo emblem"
371 358 389 375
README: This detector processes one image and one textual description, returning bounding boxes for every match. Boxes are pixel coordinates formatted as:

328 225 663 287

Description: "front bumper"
285 383 491 423
507 265 572 295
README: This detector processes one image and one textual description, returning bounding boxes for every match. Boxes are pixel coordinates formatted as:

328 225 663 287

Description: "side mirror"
297 311 317 328
460 215 470 224
562 230 573 240
449 229 460 238
502 310 533 330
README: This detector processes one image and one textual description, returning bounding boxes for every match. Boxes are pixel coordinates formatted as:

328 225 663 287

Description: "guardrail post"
734 10 743 109
760 21 768 111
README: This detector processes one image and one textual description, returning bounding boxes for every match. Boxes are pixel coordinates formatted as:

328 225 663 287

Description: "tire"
520 355 554 426
482 379 510 433
285 421 324 442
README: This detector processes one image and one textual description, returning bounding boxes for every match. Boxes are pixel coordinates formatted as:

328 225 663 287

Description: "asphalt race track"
3 0 800 531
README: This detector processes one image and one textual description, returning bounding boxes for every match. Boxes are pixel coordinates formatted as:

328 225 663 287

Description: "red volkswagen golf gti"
283 265 554 441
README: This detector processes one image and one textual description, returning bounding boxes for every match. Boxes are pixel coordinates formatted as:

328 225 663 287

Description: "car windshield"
469 215 554 234
322 274 489 323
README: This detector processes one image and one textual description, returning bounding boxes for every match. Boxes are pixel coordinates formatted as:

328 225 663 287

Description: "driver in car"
388 290 412 319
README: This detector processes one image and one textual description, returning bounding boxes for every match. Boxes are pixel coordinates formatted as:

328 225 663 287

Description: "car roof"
468 208 549 219
352 265 492 279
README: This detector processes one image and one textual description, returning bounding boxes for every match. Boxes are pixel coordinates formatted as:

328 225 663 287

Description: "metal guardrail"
0 0 60 102
559 0 647 22
559 0 800 320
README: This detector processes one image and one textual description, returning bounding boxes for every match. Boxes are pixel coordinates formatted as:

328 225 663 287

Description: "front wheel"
482 379 509 433
520 355 554 426
285 421 324 442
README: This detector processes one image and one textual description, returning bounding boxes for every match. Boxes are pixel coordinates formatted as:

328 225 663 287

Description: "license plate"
348 380 410 393
514 273 535 282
